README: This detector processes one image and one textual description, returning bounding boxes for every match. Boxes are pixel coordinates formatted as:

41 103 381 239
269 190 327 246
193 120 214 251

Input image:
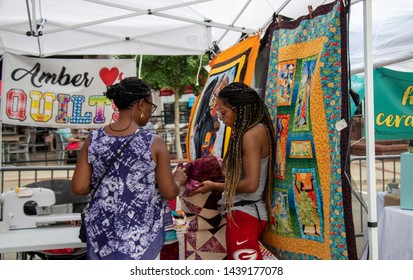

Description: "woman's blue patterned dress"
84 127 169 259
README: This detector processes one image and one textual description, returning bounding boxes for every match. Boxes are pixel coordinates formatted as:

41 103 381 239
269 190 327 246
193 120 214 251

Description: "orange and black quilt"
186 35 260 161
184 35 260 259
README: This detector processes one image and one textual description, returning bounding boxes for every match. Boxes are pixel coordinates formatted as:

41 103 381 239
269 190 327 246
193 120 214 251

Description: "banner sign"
374 68 413 140
1 53 135 128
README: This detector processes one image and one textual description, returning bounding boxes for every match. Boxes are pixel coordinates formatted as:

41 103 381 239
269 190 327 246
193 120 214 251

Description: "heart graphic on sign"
99 67 119 86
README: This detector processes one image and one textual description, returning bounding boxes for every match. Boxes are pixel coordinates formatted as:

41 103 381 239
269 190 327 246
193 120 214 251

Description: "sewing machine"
0 187 81 229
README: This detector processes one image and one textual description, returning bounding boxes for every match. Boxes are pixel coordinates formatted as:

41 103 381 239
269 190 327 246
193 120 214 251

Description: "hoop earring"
140 112 145 120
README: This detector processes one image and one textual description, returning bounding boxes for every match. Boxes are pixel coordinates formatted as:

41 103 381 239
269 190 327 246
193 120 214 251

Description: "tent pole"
26 0 43 57
83 0 253 33
85 0 213 13
152 13 255 34
42 0 215 35
207 20 212 51
363 0 378 260
37 5 254 37
25 0 36 36
216 0 253 45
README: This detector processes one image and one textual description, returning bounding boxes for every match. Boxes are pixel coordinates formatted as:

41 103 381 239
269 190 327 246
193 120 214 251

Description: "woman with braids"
72 77 187 260
195 82 276 260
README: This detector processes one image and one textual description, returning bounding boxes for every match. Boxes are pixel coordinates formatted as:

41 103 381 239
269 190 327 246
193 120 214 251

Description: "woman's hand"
194 180 220 194
172 165 187 187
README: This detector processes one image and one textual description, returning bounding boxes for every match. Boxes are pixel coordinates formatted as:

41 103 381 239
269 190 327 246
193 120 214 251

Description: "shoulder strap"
90 128 142 198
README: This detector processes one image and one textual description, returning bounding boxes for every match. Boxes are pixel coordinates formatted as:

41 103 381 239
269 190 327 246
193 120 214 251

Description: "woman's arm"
152 135 186 200
196 126 268 195
236 125 268 193
71 136 92 195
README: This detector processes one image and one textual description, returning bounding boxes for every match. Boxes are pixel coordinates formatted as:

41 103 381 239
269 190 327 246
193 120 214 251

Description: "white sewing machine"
0 187 81 229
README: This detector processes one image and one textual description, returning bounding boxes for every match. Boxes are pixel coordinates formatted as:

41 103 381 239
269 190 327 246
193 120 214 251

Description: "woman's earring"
140 112 145 120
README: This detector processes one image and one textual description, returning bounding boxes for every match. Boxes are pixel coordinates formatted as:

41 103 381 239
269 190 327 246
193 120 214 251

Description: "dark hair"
104 77 151 110
218 82 276 215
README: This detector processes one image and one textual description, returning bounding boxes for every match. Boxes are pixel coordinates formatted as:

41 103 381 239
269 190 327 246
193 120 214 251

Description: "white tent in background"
1 0 413 260
348 0 413 260
349 0 413 74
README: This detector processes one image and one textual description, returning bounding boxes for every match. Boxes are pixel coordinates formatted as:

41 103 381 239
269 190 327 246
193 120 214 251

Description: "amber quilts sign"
262 0 356 259
1 52 135 128
186 35 260 160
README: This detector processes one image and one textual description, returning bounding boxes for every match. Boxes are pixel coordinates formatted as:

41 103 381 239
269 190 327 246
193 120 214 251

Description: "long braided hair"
218 82 276 218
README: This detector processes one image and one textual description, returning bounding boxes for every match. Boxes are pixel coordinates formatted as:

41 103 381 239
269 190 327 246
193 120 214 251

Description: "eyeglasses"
216 106 235 119
144 100 158 113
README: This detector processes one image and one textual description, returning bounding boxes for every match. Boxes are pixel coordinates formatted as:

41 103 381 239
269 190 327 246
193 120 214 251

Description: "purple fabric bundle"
183 155 224 193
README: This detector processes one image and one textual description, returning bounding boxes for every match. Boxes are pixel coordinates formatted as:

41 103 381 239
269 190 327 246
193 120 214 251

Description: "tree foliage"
118 55 209 96
143 55 208 96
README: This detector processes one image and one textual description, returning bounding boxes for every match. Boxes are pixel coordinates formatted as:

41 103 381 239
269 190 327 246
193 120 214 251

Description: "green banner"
374 68 413 140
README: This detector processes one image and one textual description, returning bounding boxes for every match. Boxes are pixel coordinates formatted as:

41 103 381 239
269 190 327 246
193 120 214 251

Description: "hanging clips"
308 5 314 19
207 41 221 60
272 12 277 24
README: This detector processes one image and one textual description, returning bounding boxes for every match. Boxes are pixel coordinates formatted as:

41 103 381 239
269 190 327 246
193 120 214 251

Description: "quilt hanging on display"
186 35 260 161
183 35 259 260
261 0 357 259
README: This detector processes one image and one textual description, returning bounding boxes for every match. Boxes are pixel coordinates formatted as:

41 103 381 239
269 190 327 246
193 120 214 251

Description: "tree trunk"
174 91 183 159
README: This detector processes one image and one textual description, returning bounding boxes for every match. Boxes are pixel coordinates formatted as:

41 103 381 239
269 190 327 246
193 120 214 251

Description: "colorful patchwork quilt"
179 188 227 260
261 0 357 259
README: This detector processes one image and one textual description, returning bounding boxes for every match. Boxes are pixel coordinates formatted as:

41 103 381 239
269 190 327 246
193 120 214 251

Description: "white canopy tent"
1 0 412 260
0 0 411 74
0 0 334 57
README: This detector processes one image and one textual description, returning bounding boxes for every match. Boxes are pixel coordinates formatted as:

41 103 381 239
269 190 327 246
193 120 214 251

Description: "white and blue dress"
84 127 169 260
